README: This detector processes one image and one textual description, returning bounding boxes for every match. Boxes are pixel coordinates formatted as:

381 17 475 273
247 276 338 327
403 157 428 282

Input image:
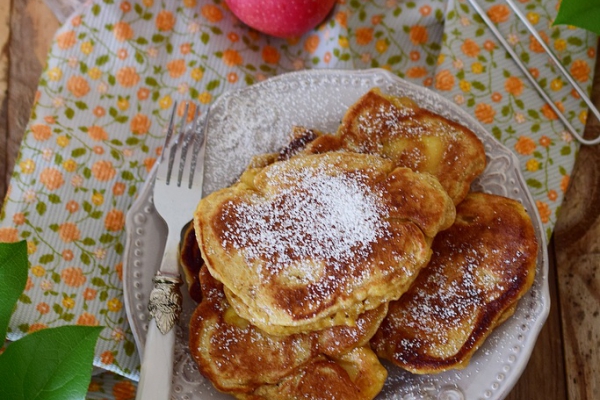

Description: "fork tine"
166 102 189 185
177 104 199 187
158 101 178 167
189 106 209 189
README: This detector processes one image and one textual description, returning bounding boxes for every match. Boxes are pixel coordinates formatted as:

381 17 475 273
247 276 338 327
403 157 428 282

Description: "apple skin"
225 0 336 38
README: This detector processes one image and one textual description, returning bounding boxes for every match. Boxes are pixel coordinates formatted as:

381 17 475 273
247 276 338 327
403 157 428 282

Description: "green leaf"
124 340 136 356
54 153 64 166
81 253 91 266
206 79 220 91
39 254 54 264
48 194 61 204
91 277 106 287
527 178 543 189
471 81 486 91
82 238 96 246
18 294 31 304
72 148 87 158
0 325 102 400
62 313 75 322
0 241 28 341
121 170 134 181
145 77 158 87
201 32 209 44
388 55 402 65
492 126 502 140
96 55 109 66
36 202 47 216
554 0 600 36
435 8 444 21
111 149 121 160
152 34 165 43
515 99 524 110
99 234 115 244
89 211 103 219
561 145 572 156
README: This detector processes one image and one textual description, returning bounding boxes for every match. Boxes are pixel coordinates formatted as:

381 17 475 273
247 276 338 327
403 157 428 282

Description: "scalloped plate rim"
122 68 550 399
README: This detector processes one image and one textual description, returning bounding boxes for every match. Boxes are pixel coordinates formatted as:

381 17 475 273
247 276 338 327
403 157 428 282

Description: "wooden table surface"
1 1 599 399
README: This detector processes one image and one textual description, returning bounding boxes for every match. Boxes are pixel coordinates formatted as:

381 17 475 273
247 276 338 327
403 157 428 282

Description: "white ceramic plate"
123 68 550 400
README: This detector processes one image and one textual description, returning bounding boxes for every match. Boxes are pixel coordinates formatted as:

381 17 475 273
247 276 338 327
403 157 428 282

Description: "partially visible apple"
225 0 336 38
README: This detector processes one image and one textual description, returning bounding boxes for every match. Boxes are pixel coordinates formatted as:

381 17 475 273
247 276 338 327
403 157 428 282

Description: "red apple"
225 0 336 38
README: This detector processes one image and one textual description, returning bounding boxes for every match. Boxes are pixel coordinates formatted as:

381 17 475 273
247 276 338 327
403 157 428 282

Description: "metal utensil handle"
467 0 600 145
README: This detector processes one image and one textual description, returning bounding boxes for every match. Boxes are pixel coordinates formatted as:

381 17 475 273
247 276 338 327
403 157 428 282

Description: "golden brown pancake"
237 347 387 400
189 265 387 397
370 192 538 374
295 88 486 205
194 152 455 334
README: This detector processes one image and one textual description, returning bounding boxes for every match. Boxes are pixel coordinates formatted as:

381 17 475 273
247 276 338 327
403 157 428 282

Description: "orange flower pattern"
116 67 140 87
0 0 594 392
505 76 524 96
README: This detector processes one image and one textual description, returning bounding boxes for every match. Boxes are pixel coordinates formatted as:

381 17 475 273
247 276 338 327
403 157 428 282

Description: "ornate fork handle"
136 102 205 400
148 272 182 335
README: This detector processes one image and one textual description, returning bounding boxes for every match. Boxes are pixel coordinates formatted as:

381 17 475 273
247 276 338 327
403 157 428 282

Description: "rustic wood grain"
553 44 600 399
0 0 11 202
506 240 567 400
0 0 59 204
1 2 599 399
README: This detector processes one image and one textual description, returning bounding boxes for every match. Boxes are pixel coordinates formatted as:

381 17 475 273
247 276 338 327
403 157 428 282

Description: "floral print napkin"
0 0 595 395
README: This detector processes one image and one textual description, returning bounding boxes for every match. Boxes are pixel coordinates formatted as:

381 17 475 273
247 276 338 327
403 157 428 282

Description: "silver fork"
136 102 207 400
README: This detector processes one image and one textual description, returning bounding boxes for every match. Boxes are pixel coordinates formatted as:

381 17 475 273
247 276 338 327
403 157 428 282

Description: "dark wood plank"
506 240 567 400
0 0 11 202
4 3 600 399
553 63 600 398
0 0 58 204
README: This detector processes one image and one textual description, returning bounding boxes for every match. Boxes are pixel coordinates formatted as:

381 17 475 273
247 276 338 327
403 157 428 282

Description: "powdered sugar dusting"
219 163 389 279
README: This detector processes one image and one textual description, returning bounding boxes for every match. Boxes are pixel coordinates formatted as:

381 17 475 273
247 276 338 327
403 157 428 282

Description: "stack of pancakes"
184 88 538 399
